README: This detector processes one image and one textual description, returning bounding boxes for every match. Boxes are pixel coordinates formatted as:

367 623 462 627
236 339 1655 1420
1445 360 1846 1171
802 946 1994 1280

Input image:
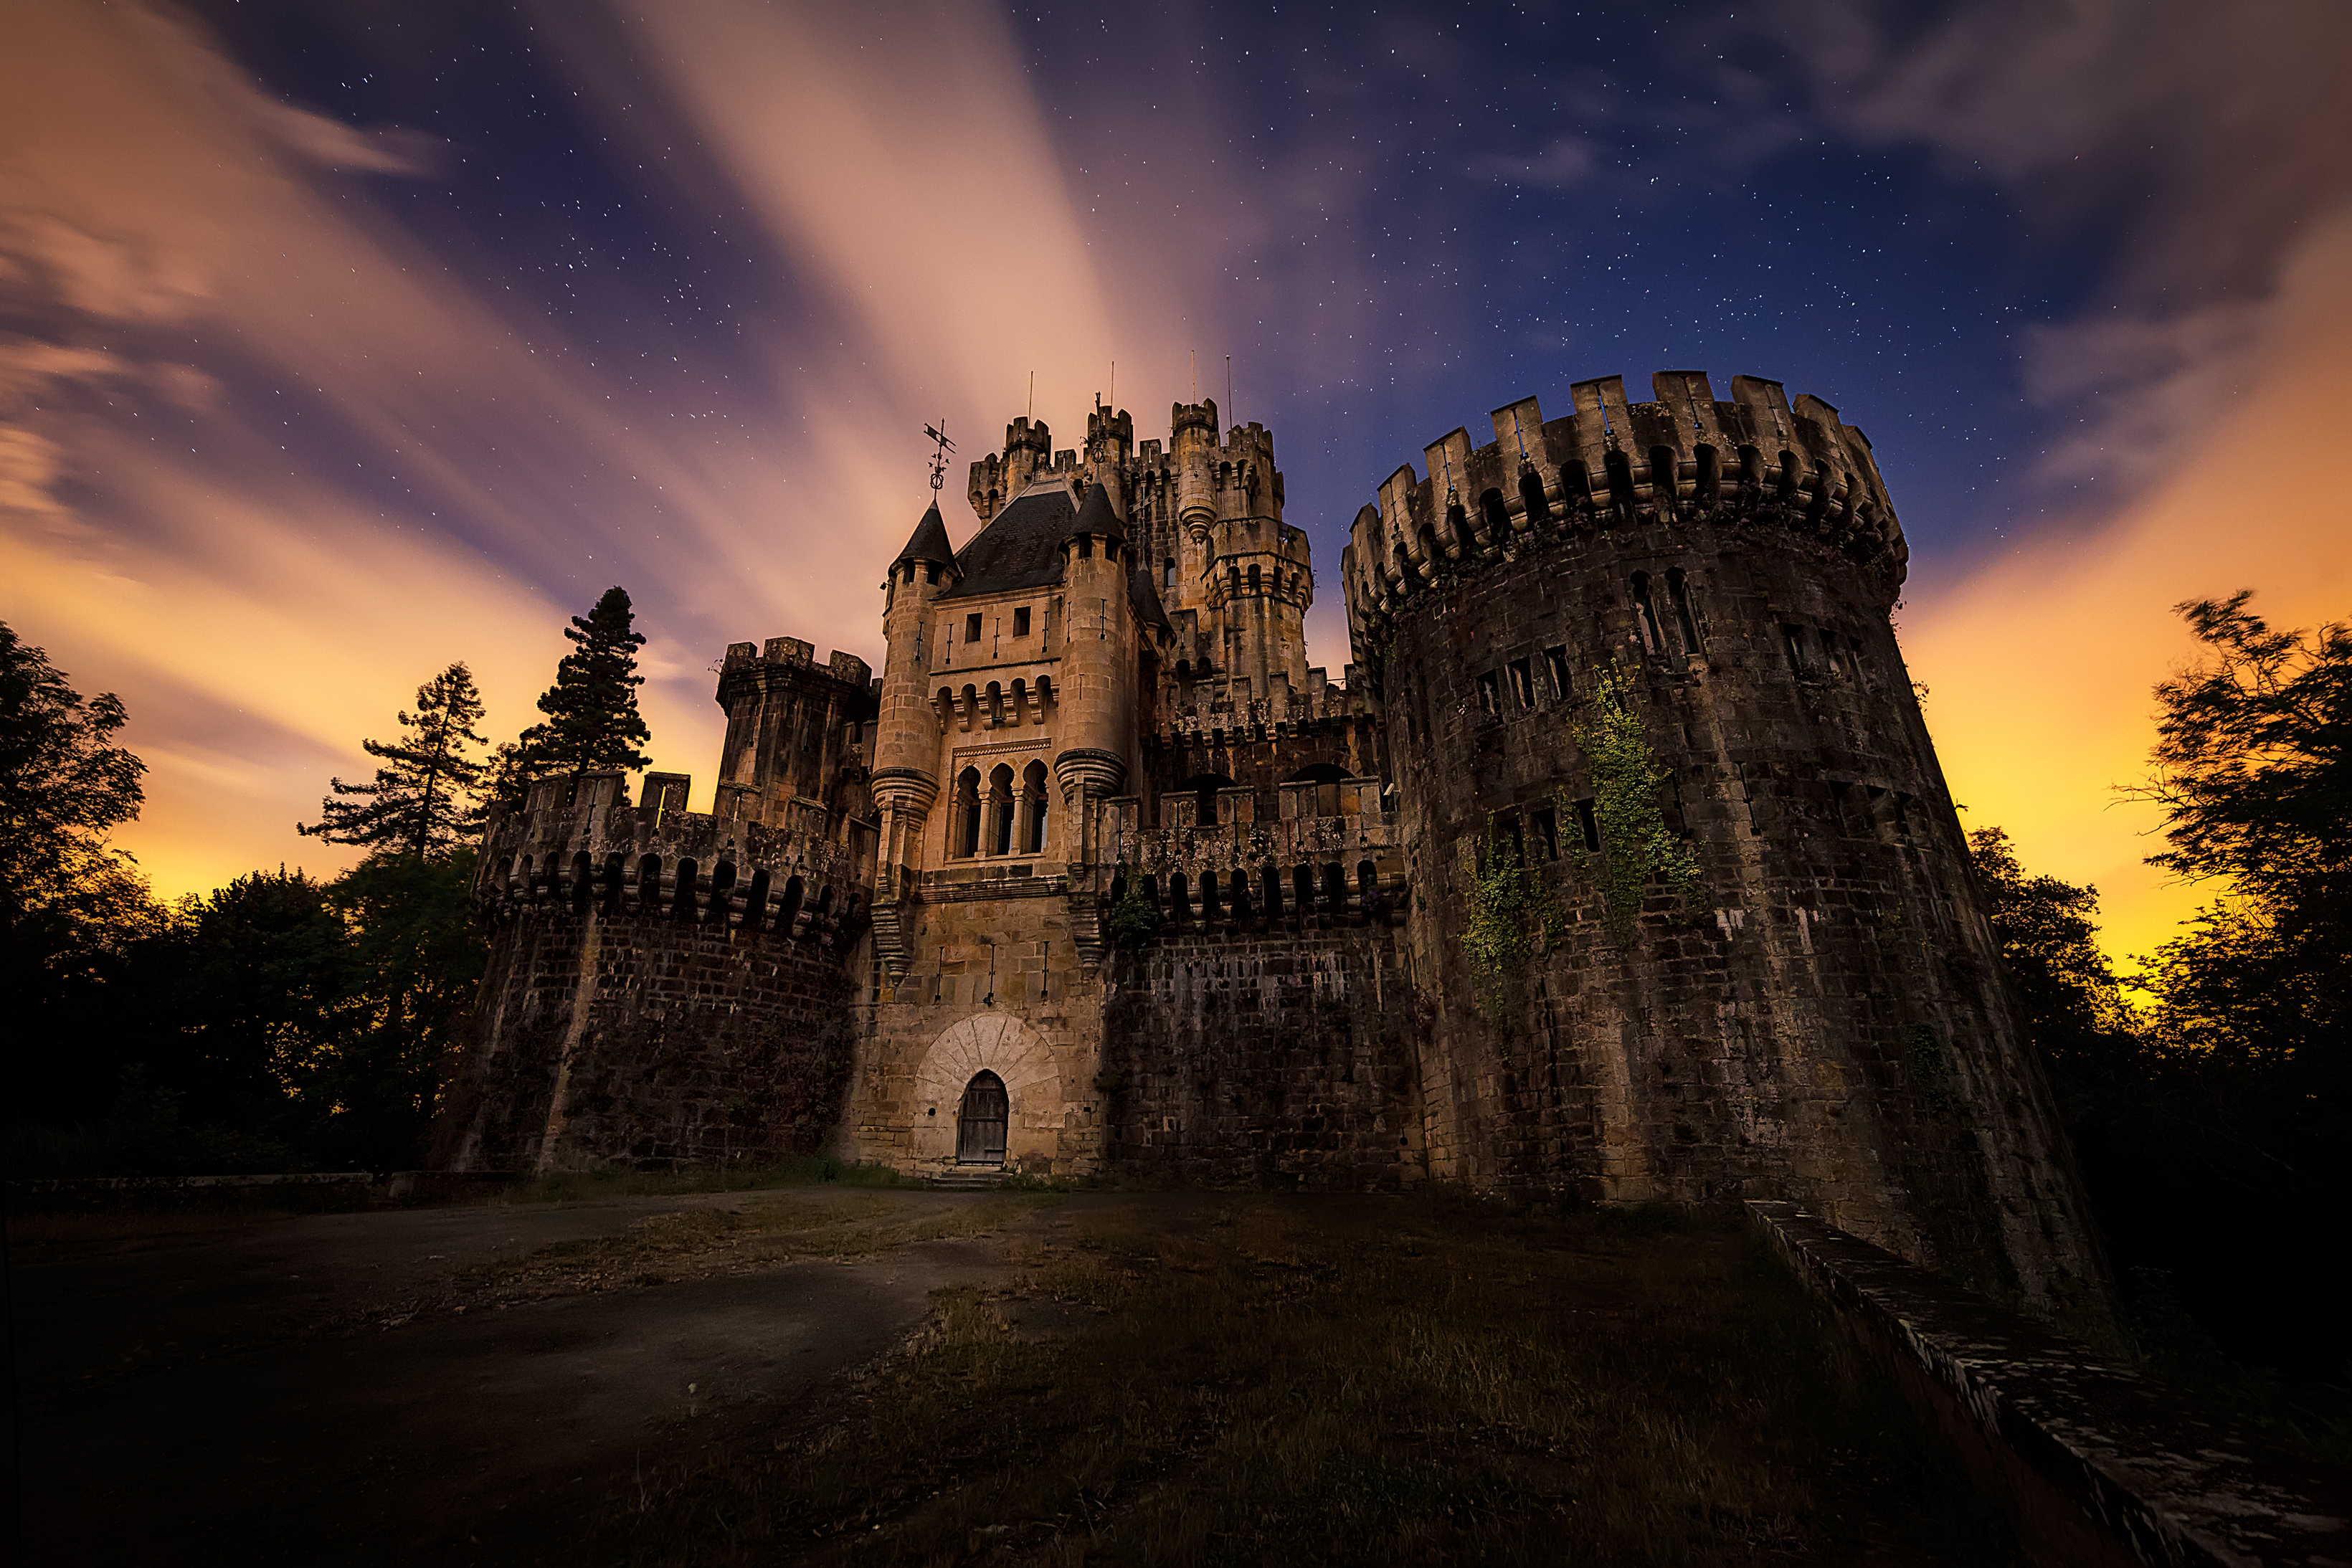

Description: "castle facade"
437 369 2107 1321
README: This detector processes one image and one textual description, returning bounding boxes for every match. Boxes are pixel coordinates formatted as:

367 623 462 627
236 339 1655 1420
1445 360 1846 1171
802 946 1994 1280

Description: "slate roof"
1071 480 1125 541
1128 564 1171 631
939 483 1074 599
892 501 956 568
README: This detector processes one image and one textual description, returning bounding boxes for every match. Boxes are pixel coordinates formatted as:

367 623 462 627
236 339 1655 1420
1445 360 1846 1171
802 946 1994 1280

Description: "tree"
2135 590 2351 956
1966 827 2139 1089
502 586 651 796
0 621 161 1055
298 662 488 861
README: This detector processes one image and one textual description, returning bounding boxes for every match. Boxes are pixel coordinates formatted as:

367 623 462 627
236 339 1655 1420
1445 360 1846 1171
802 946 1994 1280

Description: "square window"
965 612 983 644
1013 607 1031 637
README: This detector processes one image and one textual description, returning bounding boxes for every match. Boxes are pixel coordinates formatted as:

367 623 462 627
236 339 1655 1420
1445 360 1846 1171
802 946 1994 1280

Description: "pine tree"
299 662 488 862
503 586 651 794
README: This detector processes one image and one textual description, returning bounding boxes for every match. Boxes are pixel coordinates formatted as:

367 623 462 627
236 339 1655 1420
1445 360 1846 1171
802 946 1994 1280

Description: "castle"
437 369 2107 1321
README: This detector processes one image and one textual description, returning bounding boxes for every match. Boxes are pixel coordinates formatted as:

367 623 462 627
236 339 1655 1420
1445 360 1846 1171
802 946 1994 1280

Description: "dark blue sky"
8 0 2344 911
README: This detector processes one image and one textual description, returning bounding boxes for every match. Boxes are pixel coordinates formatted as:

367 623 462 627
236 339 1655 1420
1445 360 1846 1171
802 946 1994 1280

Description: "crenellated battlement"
1342 371 1907 653
1093 786 1410 932
1154 665 1374 745
719 636 873 690
473 768 876 944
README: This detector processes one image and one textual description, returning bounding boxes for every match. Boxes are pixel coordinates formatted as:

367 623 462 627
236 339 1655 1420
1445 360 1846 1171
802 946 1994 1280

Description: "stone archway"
911 1012 1060 1167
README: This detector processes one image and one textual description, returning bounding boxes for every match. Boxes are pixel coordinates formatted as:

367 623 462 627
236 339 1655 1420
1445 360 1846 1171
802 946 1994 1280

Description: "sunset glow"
7 0 2346 971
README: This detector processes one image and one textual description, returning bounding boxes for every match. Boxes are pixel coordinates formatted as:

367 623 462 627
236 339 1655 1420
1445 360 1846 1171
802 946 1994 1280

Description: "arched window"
744 868 771 931
1293 864 1315 917
1631 571 1665 654
637 854 663 913
1649 446 1679 510
1775 450 1801 505
1200 869 1222 923
1262 863 1283 921
1693 445 1721 510
1357 860 1378 914
1562 459 1594 514
1603 447 1638 515
672 857 700 919
599 853 627 916
1021 759 1049 853
954 766 982 858
778 875 805 936
1480 487 1510 542
1322 863 1347 918
987 764 1015 856
956 1070 1008 1164
569 850 593 914
1165 555 1177 587
1519 467 1551 526
1229 868 1253 924
1168 870 1190 928
1248 563 1261 596
1666 568 1702 652
1447 500 1474 554
708 860 738 923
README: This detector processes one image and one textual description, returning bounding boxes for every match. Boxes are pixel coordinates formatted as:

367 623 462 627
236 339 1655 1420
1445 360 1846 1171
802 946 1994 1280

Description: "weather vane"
923 419 955 495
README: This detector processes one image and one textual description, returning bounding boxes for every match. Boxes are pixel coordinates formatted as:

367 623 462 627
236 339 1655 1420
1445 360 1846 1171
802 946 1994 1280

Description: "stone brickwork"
439 370 2107 1328
1101 928 1425 1189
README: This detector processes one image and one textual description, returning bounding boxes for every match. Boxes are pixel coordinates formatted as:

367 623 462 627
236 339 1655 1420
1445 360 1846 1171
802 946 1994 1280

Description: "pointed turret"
893 501 957 573
1069 480 1125 543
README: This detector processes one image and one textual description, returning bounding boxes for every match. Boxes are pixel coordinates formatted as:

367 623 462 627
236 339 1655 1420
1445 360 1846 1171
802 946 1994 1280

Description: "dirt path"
11 1187 1054 1565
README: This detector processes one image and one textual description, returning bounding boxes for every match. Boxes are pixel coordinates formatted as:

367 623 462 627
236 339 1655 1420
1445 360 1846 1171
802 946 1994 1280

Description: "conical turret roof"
1128 563 1172 631
893 501 957 568
1070 480 1126 541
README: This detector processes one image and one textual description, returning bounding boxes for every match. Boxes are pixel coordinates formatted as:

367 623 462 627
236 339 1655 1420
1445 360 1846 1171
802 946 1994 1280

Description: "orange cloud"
1906 217 2352 970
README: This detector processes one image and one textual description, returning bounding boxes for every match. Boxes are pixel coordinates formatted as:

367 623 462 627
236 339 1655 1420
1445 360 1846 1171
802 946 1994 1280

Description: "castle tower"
869 501 959 976
1052 481 1135 868
1349 369 2106 1325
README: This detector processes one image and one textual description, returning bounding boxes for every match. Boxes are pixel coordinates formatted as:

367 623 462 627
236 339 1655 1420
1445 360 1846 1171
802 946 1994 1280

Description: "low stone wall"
435 909 860 1172
1749 1200 2348 1567
1099 928 1426 1189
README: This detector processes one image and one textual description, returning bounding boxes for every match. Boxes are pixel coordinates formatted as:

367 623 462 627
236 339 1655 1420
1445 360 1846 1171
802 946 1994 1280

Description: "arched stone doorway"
911 1012 1061 1169
956 1070 1008 1164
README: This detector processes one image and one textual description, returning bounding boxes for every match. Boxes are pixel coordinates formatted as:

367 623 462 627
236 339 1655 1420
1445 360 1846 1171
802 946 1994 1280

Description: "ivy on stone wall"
1573 660 1703 945
1460 826 1556 1035
1107 863 1160 950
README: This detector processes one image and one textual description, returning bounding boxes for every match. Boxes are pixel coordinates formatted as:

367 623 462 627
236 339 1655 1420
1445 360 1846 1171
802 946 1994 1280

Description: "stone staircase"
929 1165 1007 1191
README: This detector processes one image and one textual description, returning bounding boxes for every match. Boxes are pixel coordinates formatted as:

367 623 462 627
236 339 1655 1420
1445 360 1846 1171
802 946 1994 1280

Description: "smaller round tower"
871 502 958 971
1052 481 1137 867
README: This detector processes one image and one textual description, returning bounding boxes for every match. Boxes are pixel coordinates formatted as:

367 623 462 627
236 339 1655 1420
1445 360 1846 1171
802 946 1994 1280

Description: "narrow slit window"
1508 659 1534 708
1532 805 1560 862
1544 646 1570 700
1476 671 1500 714
1666 569 1701 653
1574 797 1602 854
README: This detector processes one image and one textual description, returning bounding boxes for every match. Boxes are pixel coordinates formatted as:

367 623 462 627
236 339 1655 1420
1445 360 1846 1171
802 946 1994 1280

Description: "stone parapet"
1750 1202 2348 1568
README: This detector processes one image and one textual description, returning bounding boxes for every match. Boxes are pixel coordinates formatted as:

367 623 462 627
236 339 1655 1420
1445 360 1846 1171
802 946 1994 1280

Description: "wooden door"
956 1070 1007 1164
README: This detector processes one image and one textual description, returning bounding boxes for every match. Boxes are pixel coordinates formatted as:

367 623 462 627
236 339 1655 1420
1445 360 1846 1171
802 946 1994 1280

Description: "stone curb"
1748 1199 2349 1567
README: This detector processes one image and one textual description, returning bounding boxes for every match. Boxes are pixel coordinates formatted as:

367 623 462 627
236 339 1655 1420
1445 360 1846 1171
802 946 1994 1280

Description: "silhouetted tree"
501 586 650 797
298 662 488 861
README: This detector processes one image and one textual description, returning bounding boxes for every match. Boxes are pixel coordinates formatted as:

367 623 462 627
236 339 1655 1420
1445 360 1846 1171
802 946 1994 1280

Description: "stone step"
929 1167 1007 1190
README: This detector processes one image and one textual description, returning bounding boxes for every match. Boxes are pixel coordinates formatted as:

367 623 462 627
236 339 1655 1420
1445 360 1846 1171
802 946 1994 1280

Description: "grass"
446 1189 1056 1309
587 1194 2021 1566
495 1154 917 1206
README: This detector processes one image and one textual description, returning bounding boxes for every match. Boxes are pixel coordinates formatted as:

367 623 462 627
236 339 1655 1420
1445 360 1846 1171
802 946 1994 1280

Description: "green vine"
1573 659 1703 945
1905 1022 1953 1111
1459 825 1557 1033
1106 861 1160 950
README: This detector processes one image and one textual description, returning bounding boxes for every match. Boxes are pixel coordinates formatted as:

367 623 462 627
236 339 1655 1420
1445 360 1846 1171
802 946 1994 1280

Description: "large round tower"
1347 369 2106 1323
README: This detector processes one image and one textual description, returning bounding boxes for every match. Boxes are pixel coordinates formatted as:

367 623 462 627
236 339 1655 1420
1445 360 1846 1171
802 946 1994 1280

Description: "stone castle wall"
1100 927 1425 1189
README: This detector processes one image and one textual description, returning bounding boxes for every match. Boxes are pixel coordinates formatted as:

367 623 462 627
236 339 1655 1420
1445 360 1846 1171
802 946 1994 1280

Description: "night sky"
6 0 2348 962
